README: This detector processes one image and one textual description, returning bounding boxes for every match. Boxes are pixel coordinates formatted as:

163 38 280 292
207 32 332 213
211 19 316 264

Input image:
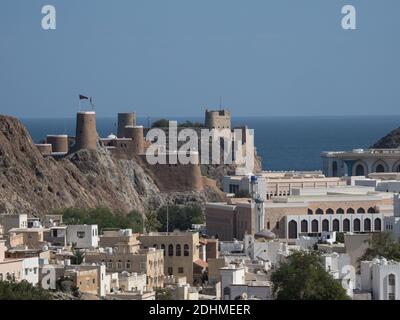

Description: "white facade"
322 149 400 177
118 272 147 292
223 175 267 200
21 257 39 285
66 225 99 249
286 213 383 239
219 240 244 254
322 253 354 298
244 235 297 268
361 258 400 300
220 265 270 300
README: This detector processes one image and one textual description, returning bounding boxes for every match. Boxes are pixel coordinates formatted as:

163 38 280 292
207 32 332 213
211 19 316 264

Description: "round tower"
75 111 98 151
46 135 68 153
35 144 52 156
124 125 144 154
205 109 231 130
118 113 136 138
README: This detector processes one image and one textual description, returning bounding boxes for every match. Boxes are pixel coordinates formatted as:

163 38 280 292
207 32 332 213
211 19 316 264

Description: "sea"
20 116 400 172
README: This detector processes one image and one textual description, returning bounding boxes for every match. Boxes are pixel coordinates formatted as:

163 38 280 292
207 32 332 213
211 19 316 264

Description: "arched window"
322 219 329 232
357 208 365 214
355 164 365 176
364 218 371 232
354 219 361 232
288 221 297 239
343 219 350 232
368 207 376 213
374 218 382 231
184 244 190 256
389 274 396 286
332 161 338 177
347 208 355 214
176 244 181 256
308 209 313 215
375 164 385 173
168 244 174 256
161 244 166 256
301 220 308 233
333 219 340 232
153 244 158 249
326 208 334 215
312 220 319 233
223 287 231 300
316 208 323 215
337 208 344 214
396 165 400 173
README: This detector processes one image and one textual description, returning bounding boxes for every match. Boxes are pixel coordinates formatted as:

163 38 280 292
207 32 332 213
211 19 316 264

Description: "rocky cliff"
371 127 400 149
0 115 224 215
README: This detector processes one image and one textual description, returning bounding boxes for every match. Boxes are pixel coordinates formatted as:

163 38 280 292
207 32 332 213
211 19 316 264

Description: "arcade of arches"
288 217 382 239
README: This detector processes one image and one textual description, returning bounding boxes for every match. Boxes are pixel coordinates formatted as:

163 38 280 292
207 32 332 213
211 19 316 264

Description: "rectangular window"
178 267 184 274
107 262 113 269
77 231 85 239
168 267 173 275
117 262 123 270
389 293 395 300
125 262 131 269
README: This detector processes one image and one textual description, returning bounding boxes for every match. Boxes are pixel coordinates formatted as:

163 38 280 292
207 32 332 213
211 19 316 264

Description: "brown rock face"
0 115 224 215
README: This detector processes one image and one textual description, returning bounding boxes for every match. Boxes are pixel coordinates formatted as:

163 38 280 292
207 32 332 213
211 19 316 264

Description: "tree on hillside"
60 207 144 233
271 251 350 300
360 232 400 262
145 210 162 232
156 205 203 232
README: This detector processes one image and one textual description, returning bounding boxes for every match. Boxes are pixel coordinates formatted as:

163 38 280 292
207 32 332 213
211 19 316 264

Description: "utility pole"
166 205 169 235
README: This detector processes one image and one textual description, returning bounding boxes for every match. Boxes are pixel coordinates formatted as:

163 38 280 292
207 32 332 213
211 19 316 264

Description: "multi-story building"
220 264 271 300
322 148 400 177
223 171 346 200
66 225 99 249
85 230 164 290
140 231 205 284
361 258 400 300
206 186 391 240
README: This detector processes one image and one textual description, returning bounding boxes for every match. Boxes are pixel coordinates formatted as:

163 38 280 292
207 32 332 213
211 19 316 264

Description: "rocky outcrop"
371 127 400 149
0 115 224 215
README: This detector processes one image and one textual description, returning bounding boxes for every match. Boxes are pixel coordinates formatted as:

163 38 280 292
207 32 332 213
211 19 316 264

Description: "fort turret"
124 125 144 154
75 111 98 151
117 112 136 138
205 109 231 130
46 135 68 153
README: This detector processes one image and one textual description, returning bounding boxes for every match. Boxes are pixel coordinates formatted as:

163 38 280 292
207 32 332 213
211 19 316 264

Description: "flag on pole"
79 94 89 100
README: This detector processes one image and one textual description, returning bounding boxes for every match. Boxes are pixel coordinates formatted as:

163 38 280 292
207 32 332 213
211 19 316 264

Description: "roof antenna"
219 96 223 110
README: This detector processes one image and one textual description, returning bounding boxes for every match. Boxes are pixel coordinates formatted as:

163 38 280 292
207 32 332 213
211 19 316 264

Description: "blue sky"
0 0 399 118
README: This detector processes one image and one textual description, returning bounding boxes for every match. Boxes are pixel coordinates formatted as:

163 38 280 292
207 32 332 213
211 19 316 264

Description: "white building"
220 264 271 300
66 225 98 249
118 271 147 292
322 149 400 177
322 252 354 298
360 258 400 300
21 257 39 285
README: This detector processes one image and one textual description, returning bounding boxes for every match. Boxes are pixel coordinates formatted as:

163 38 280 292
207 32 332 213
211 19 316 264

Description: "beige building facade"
140 232 202 284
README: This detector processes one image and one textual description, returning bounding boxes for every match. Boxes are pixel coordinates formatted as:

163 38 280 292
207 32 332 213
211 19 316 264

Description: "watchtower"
118 113 136 138
75 111 98 151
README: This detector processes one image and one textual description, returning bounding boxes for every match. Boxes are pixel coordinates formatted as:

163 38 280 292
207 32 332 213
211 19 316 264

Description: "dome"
107 133 117 139
254 229 276 240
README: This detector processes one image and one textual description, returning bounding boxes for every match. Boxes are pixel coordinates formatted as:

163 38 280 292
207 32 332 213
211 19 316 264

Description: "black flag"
79 94 89 100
